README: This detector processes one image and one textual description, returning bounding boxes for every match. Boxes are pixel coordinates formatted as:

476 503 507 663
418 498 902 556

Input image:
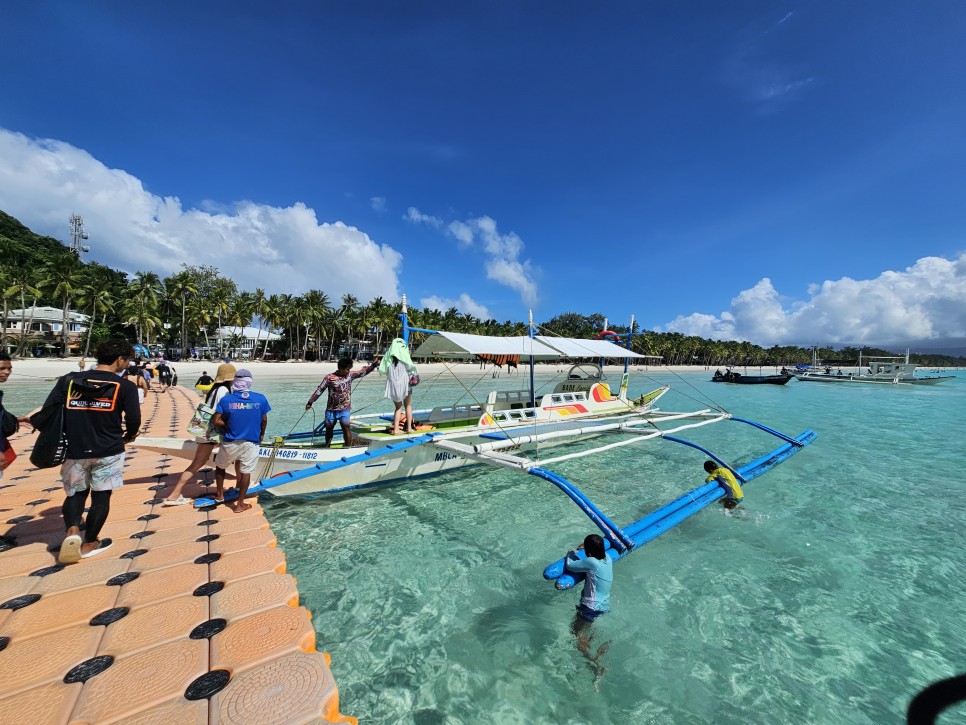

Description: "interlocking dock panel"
0 385 356 725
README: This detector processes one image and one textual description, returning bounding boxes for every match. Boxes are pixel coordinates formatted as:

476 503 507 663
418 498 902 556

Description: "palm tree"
76 266 119 357
248 287 266 360
226 294 254 358
260 294 283 360
39 252 86 356
3 263 42 357
165 270 199 359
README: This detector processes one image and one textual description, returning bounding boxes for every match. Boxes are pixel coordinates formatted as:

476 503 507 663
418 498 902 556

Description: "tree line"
2 210 963 366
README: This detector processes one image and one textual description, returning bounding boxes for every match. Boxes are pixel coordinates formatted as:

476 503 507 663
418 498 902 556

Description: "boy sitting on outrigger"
305 356 381 448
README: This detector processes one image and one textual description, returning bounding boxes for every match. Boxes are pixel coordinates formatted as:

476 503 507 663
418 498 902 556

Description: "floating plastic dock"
0 385 356 724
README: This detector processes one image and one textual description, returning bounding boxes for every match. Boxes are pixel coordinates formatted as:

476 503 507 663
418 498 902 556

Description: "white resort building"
2 306 89 356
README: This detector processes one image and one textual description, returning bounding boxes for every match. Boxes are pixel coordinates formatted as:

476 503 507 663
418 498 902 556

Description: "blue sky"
1 2 965 346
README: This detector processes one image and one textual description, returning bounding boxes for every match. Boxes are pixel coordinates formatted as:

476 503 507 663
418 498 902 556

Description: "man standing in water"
212 369 270 513
565 533 613 686
305 356 380 448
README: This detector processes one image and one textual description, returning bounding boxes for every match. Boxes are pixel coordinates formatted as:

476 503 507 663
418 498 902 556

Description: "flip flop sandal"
81 539 114 559
163 495 191 506
57 534 83 564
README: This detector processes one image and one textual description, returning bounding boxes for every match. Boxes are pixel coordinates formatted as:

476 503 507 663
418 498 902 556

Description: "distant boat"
711 369 792 385
793 348 955 386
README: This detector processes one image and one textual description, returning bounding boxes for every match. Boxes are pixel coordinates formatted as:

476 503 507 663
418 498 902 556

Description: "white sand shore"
4 356 728 384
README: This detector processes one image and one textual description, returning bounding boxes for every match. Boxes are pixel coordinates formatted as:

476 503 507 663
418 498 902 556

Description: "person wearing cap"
164 363 237 505
212 368 270 513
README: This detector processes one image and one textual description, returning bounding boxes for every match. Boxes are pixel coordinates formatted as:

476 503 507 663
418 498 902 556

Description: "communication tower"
68 214 90 259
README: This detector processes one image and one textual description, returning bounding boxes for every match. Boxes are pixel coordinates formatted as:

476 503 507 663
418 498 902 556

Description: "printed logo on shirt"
66 379 121 412
227 402 262 410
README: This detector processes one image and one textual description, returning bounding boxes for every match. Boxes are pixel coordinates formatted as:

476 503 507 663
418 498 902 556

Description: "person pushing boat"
565 534 613 683
305 356 381 448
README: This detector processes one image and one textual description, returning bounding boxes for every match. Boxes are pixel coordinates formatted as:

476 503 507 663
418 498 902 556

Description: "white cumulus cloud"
404 206 442 228
663 254 966 346
407 208 538 306
420 293 492 320
0 128 403 300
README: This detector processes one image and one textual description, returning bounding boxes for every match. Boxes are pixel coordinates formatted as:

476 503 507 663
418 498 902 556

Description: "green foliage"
2 209 965 365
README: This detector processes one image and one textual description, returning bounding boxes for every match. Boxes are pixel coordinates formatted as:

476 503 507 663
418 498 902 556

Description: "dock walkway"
0 385 356 724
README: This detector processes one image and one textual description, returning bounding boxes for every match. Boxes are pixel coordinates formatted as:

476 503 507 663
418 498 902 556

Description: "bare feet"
232 501 252 514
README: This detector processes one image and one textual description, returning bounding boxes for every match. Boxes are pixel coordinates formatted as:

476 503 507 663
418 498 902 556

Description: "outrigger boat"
711 369 793 385
137 306 671 498
137 299 816 579
793 347 954 386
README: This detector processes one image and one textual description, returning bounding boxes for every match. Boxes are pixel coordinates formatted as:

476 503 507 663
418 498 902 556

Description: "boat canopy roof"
412 331 649 359
535 336 651 359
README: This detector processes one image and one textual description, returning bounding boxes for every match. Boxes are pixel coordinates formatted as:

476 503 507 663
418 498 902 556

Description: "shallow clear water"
6 369 965 723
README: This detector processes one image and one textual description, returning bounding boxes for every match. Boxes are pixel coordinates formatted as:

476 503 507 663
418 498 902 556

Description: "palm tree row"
3 243 962 367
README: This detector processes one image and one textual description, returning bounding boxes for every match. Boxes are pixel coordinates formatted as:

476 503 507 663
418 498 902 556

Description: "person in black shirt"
195 371 214 387
48 340 141 563
156 358 173 391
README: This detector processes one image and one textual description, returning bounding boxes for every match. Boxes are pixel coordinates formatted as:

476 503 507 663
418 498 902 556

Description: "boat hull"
793 373 955 385
711 374 792 385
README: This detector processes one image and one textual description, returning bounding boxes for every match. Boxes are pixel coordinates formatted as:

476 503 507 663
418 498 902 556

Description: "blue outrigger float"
142 299 815 580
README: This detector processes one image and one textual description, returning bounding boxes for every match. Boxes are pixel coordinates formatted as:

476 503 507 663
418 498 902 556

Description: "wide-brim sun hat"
214 363 237 383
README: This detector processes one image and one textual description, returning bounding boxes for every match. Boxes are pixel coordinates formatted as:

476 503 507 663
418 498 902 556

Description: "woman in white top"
385 355 416 434
127 366 150 404
164 363 236 505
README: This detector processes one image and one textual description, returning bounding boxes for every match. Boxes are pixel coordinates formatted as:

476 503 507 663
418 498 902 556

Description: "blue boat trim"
528 467 634 552
247 433 439 495
544 427 816 589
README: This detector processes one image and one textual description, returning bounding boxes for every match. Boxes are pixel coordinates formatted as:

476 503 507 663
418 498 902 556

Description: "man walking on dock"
51 340 141 563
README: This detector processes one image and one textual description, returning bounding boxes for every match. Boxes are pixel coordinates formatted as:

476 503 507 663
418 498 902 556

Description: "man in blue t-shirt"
212 369 270 513
565 534 613 683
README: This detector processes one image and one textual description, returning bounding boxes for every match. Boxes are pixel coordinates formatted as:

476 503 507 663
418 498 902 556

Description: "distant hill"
833 339 966 358
0 210 71 266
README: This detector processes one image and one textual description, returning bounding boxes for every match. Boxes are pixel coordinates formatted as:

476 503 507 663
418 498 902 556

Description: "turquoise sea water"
5 369 965 723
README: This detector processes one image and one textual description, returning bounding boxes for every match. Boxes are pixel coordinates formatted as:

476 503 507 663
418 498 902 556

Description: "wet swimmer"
703 459 744 509
565 534 613 687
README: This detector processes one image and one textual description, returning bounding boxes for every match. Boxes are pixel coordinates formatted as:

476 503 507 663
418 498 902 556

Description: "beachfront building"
201 325 282 360
1 305 89 357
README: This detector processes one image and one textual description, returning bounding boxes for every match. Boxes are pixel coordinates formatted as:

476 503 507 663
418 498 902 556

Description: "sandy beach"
7 356 961 387
4 356 724 385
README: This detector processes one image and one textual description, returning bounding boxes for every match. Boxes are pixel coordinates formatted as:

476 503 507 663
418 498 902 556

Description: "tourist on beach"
195 370 214 388
565 534 613 679
212 368 270 513
703 459 744 509
0 354 33 482
380 339 417 435
156 358 173 391
49 340 141 563
126 364 150 404
305 356 381 448
164 363 236 506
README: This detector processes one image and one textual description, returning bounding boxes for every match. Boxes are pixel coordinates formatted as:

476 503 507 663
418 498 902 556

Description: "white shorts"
214 440 260 475
61 453 126 496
